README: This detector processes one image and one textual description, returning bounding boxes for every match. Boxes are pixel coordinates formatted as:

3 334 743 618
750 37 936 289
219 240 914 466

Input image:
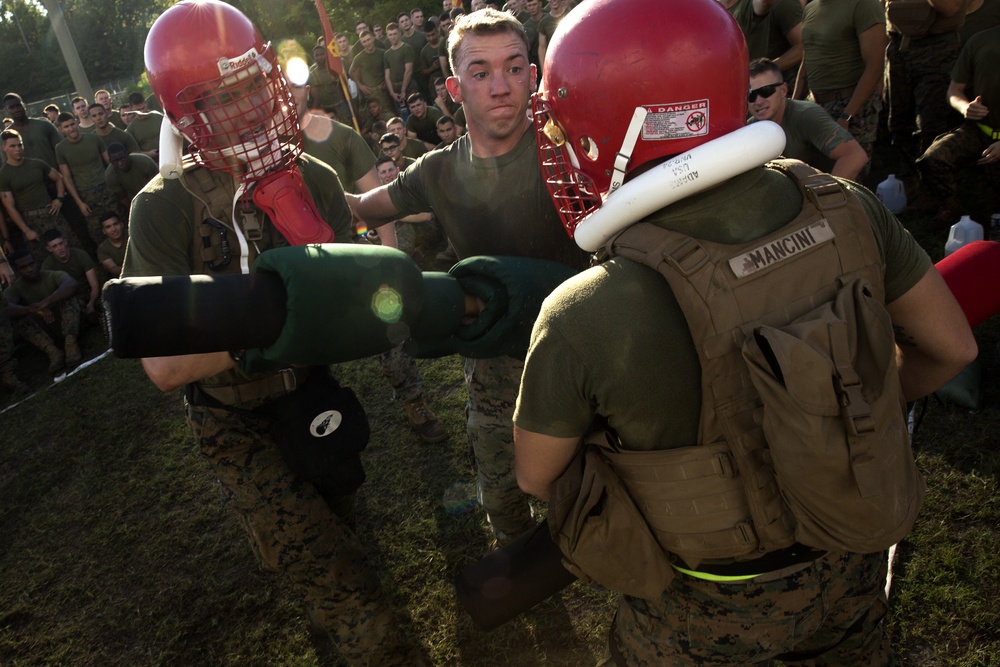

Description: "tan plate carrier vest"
556 161 924 590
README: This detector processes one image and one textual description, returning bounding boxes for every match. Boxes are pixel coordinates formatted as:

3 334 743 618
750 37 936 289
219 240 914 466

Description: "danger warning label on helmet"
641 99 709 140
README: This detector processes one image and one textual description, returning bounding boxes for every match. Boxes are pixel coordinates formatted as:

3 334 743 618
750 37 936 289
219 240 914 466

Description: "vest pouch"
547 443 675 600
886 0 936 38
255 370 370 495
741 278 924 553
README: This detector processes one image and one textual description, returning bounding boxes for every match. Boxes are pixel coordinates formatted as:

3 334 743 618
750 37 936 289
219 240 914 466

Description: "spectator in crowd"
43 104 60 125
521 0 545 73
55 112 115 248
71 96 95 133
41 228 100 323
960 0 1000 44
399 11 427 54
105 143 158 217
384 22 417 110
3 248 79 371
722 0 803 85
536 0 571 74
4 93 61 168
308 44 353 126
349 9 588 547
96 211 126 278
917 26 1000 225
94 89 125 129
0 247 29 393
432 77 462 123
0 128 78 262
351 30 394 114
885 0 967 172
90 103 140 154
435 115 459 147
419 21 445 98
119 103 135 127
406 93 444 148
387 116 427 160
123 91 164 160
374 154 443 267
749 58 868 179
794 0 886 166
379 132 416 171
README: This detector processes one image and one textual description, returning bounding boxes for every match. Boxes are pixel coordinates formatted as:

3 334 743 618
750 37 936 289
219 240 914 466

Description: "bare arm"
84 267 100 312
792 55 809 100
886 266 978 401
773 23 804 73
141 353 235 392
537 33 549 72
354 166 382 194
948 81 989 119
101 256 123 278
753 0 778 15
401 62 413 101
513 425 581 501
928 0 965 16
58 164 90 215
827 139 869 180
346 187 405 229
838 24 887 125
1 190 34 241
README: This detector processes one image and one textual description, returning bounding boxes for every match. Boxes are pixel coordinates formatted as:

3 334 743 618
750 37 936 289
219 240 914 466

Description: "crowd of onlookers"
2 0 998 396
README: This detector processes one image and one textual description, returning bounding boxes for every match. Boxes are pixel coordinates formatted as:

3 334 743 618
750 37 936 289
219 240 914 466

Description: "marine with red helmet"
512 0 976 663
121 1 425 663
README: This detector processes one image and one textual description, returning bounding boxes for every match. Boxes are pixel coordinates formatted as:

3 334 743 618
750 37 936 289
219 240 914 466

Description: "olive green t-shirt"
42 247 95 286
4 269 72 306
97 237 127 275
105 153 159 199
384 43 416 86
0 158 55 211
387 128 588 268
301 116 377 193
55 133 107 191
406 107 444 146
351 49 387 88
15 118 61 169
95 126 140 154
729 0 803 83
124 112 164 152
514 167 931 448
952 26 1000 128
802 0 885 92
749 99 854 173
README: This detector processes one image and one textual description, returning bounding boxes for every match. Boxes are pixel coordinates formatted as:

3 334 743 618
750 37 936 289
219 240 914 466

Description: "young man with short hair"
89 103 140 155
41 228 99 320
405 92 444 148
55 112 114 247
96 211 126 278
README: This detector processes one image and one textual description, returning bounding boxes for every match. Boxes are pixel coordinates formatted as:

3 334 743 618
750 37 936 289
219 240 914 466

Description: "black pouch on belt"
255 369 370 495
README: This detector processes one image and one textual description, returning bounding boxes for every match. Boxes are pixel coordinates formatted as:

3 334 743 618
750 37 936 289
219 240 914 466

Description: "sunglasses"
748 83 783 103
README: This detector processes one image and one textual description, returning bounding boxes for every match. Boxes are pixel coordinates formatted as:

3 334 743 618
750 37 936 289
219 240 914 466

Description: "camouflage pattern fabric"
887 32 962 161
78 184 121 247
917 121 1000 209
611 550 892 666
464 355 535 544
12 298 80 348
813 89 883 173
378 342 427 404
19 208 80 264
0 292 18 377
186 400 424 666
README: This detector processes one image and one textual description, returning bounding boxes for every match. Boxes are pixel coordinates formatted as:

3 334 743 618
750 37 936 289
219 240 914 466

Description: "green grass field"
1 176 998 665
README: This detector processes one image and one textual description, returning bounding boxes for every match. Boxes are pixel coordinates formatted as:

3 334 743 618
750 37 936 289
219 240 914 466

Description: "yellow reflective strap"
977 123 1000 141
670 563 761 582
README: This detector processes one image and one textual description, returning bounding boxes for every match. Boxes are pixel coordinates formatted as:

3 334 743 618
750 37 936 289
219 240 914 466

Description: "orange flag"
314 0 343 77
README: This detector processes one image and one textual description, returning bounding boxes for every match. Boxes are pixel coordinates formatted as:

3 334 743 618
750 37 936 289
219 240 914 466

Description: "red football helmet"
532 0 750 237
144 0 300 180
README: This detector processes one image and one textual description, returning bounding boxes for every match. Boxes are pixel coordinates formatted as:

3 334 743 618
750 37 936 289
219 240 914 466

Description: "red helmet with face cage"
531 0 749 238
144 0 300 179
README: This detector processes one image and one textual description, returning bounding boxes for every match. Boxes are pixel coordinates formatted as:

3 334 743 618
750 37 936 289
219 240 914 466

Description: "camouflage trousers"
378 343 426 404
0 293 17 376
19 207 80 265
886 32 961 161
13 298 81 349
464 356 535 544
186 400 421 666
917 122 1000 207
612 550 891 666
813 88 883 172
78 184 121 248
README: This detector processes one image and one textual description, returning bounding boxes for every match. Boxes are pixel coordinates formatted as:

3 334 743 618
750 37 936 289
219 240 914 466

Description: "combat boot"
64 335 81 367
1 369 28 393
46 345 65 373
404 397 448 443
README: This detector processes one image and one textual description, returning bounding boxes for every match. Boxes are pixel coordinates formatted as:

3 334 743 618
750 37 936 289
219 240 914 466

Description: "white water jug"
875 174 907 214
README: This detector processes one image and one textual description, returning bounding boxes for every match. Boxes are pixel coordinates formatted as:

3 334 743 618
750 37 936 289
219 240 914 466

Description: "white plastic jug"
945 215 983 256
876 174 907 214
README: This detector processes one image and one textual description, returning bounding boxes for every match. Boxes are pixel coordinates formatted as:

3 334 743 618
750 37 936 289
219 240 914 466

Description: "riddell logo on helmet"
217 48 260 76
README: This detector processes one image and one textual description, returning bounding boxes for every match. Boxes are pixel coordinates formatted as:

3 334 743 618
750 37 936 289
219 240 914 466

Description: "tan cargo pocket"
548 445 675 600
741 278 924 553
